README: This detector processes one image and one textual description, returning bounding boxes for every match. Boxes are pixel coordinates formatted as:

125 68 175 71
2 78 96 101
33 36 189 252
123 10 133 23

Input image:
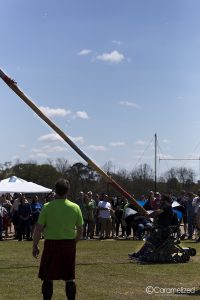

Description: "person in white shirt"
98 193 112 239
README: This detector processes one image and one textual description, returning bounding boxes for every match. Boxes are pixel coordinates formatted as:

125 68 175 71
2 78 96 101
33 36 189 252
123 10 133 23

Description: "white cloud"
120 101 139 108
75 111 89 119
46 146 67 153
29 153 49 159
31 145 67 154
39 106 71 118
96 50 124 64
19 144 27 148
38 133 62 142
162 139 171 144
12 155 20 160
78 49 92 56
38 133 84 144
37 153 49 158
87 145 107 151
112 40 122 45
135 140 147 146
31 148 44 153
69 136 84 143
109 141 125 147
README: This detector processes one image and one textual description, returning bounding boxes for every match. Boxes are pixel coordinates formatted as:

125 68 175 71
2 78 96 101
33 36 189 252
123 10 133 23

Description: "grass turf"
0 239 199 299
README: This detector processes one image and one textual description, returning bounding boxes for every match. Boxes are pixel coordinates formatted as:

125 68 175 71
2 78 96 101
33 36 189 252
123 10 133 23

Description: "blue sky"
1 0 200 179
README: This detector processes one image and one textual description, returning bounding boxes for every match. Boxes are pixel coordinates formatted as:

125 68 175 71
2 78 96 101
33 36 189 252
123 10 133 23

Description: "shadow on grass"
0 265 38 270
0 262 130 269
77 261 130 266
114 238 135 242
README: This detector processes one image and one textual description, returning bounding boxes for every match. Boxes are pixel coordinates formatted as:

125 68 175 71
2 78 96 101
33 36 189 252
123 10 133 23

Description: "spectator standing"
75 192 87 239
18 194 32 241
177 190 188 238
186 192 195 239
32 178 83 300
30 195 43 239
192 190 200 242
98 193 112 239
0 198 8 241
45 192 56 203
110 196 118 238
87 191 96 239
2 194 12 238
154 192 162 209
143 191 156 210
94 193 100 236
115 197 126 238
123 198 137 239
82 193 94 239
11 193 23 239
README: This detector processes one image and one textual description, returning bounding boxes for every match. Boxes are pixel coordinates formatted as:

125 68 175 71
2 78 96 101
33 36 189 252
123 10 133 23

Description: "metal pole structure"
159 158 200 161
154 133 157 192
0 68 147 215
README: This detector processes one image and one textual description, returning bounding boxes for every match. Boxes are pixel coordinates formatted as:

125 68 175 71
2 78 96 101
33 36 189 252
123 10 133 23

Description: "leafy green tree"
8 163 60 189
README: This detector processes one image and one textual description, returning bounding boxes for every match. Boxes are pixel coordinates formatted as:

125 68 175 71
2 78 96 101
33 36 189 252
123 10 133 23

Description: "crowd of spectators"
141 190 200 242
74 189 200 242
74 191 127 240
1 189 200 242
0 192 46 241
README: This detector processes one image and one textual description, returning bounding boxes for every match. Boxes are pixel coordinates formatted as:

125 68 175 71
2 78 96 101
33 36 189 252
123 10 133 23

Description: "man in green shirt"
32 178 83 300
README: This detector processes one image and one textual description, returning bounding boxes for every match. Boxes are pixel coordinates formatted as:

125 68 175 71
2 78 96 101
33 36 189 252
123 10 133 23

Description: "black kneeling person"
129 194 177 259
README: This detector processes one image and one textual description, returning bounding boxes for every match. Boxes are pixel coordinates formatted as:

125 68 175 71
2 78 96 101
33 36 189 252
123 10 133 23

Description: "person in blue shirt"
30 195 43 238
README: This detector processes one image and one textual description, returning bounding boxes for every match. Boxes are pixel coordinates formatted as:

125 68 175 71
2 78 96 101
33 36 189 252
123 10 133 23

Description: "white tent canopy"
0 176 52 193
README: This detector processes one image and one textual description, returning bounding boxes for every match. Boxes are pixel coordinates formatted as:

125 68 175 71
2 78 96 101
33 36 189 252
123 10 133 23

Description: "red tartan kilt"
39 239 76 281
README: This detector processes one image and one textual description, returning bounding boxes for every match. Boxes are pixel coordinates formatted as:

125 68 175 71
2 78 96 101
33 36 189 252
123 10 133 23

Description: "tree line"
0 159 199 200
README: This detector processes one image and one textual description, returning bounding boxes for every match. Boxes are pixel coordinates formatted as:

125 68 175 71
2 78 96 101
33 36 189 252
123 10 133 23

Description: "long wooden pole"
0 68 147 215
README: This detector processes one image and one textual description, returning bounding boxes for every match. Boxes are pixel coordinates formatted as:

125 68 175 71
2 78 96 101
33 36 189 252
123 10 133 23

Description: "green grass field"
0 239 199 300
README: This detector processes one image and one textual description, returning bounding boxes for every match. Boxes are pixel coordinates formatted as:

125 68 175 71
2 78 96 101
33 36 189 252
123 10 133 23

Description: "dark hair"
55 178 70 196
161 194 171 203
46 191 56 201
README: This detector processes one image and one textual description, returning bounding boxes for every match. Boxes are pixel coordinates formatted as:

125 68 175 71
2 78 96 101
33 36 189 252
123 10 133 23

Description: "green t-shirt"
38 198 84 240
86 201 95 220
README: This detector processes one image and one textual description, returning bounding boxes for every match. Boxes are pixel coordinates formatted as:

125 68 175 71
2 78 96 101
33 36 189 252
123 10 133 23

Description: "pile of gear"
129 225 196 263
128 194 197 264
